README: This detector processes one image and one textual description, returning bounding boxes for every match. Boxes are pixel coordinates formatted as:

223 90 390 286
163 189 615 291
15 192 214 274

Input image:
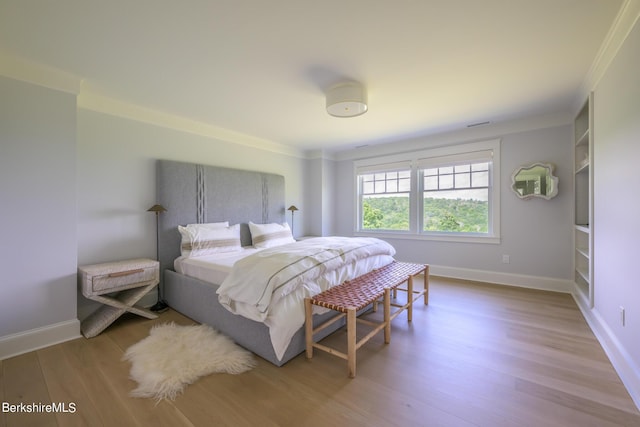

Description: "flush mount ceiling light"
326 82 368 117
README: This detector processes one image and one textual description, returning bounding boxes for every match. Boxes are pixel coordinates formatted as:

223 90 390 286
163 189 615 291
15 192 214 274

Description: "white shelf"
575 129 589 147
575 224 589 233
573 94 593 308
576 247 589 259
576 267 589 283
575 162 589 174
575 277 590 299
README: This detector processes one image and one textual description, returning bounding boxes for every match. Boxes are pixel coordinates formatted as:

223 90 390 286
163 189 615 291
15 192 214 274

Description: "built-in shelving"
574 94 594 307
575 246 589 259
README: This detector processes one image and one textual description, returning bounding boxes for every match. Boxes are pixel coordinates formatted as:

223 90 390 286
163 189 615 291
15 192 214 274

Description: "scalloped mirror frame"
511 162 558 200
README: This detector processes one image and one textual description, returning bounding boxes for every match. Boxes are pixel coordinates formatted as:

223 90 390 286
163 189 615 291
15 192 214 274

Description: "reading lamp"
147 204 168 312
287 205 298 235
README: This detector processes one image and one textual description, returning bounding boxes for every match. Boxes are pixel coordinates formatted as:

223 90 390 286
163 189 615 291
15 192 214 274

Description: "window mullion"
416 167 424 233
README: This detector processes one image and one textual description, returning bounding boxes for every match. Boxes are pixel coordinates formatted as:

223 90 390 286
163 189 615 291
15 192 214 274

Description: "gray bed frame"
156 160 345 366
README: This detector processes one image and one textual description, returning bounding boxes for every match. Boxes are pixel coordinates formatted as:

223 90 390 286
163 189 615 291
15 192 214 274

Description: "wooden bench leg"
304 298 313 359
384 288 391 344
347 308 357 378
424 265 429 304
408 275 415 322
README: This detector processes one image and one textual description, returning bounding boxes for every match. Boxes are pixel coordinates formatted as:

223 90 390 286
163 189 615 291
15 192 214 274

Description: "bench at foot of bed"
304 261 429 378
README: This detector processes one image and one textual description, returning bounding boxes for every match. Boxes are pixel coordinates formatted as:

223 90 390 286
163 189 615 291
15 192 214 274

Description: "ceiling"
0 1 623 153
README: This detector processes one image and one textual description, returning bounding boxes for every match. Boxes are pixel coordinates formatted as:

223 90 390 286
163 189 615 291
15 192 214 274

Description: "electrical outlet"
620 306 626 326
502 254 510 264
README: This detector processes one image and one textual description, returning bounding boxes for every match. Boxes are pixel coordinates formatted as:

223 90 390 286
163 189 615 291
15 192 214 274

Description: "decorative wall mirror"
511 162 558 200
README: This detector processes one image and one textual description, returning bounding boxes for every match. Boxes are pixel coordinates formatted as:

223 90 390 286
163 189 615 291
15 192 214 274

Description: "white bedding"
217 236 396 360
174 248 262 285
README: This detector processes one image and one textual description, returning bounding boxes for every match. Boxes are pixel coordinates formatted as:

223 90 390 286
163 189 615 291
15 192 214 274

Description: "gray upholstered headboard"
156 160 286 278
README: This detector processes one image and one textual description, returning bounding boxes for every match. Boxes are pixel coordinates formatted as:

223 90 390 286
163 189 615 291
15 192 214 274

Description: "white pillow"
178 222 229 257
178 223 241 257
249 221 295 249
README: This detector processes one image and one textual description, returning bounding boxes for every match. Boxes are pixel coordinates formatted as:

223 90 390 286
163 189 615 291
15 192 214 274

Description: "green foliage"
362 196 488 233
362 201 384 229
424 197 488 232
437 213 461 231
362 197 410 230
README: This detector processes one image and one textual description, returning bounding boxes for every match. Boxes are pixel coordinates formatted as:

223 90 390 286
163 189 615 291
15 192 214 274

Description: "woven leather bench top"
309 261 426 313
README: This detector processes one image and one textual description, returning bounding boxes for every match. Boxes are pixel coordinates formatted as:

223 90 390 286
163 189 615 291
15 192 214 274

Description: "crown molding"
77 89 304 159
332 111 572 162
0 54 81 94
572 0 640 113
0 53 303 159
303 149 338 161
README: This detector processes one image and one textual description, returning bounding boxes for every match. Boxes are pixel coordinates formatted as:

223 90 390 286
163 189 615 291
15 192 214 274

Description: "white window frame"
354 139 501 244
357 161 415 233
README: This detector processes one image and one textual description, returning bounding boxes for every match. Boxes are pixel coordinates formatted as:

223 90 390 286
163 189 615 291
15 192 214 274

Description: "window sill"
354 230 501 244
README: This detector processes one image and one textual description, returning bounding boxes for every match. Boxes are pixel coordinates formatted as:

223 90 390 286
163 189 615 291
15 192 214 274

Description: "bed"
156 160 395 366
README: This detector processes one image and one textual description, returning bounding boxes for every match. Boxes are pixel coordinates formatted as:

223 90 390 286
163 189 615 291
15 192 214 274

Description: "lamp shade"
287 205 299 212
326 83 368 117
147 204 167 213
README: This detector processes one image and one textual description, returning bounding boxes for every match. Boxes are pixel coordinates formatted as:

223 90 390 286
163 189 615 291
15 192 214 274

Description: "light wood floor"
2 277 639 427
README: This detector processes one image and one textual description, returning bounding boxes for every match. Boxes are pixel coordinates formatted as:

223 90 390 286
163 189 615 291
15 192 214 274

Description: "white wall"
0 76 79 356
323 158 337 236
303 158 322 237
303 156 337 237
333 123 574 288
592 16 640 404
76 109 306 318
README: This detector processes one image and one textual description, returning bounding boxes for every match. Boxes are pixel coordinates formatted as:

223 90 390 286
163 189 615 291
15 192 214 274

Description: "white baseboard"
430 264 574 293
572 286 640 411
0 319 81 360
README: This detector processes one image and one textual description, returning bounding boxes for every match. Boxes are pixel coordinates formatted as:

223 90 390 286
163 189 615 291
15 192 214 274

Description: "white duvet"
217 236 396 360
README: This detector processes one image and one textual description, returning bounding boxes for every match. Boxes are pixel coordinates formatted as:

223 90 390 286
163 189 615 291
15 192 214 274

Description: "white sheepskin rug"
123 322 256 401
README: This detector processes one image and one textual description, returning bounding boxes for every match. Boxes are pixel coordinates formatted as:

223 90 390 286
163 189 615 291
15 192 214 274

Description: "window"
421 161 490 233
355 139 500 243
360 170 411 231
